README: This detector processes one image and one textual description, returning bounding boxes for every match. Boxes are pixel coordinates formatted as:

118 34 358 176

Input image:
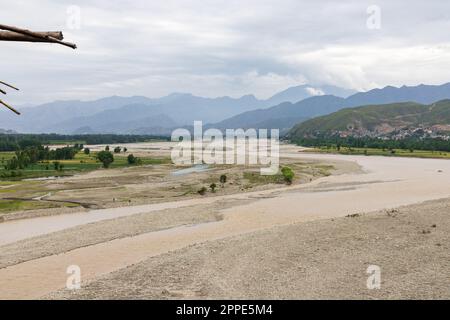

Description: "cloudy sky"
1 0 450 105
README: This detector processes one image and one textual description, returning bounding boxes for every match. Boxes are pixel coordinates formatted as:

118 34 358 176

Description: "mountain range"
212 82 450 133
0 84 351 134
2 82 450 135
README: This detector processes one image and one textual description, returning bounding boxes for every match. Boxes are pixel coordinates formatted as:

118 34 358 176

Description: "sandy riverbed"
47 198 450 300
0 143 449 299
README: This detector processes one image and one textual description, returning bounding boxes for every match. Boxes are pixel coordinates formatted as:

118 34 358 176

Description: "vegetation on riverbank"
0 148 170 180
302 145 450 159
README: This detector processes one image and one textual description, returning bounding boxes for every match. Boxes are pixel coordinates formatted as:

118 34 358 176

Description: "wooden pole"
0 24 77 114
0 99 21 115
0 24 76 49
0 31 64 42
0 80 19 91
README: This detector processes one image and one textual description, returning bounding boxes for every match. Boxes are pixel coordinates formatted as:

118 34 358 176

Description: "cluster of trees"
0 134 169 151
293 136 450 152
103 145 128 153
4 144 82 170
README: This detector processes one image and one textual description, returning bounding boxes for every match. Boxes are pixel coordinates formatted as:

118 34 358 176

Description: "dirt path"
0 150 449 299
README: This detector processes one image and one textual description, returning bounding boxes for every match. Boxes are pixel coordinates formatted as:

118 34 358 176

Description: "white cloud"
306 87 325 96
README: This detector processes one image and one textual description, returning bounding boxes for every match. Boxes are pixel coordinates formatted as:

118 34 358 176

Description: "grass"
0 199 80 215
0 199 58 213
305 146 450 159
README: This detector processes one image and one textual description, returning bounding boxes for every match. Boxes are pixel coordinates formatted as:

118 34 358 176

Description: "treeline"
292 136 450 152
0 134 169 151
4 144 81 170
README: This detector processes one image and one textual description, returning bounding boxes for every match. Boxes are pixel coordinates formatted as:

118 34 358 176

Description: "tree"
210 183 217 193
97 151 114 168
84 148 90 155
123 147 128 153
105 145 110 151
114 146 121 153
281 166 294 184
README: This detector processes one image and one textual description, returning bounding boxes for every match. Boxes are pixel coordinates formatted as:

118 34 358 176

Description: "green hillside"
288 100 450 139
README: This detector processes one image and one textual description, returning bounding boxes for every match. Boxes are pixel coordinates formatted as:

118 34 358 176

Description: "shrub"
197 187 207 195
210 183 217 193
281 166 294 184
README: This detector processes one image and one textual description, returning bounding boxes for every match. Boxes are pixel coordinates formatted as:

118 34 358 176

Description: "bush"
127 154 136 164
219 174 227 185
197 187 207 195
84 148 90 155
114 146 121 153
210 183 217 193
281 166 294 184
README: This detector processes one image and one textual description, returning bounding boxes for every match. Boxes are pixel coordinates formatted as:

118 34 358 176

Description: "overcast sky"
1 0 450 105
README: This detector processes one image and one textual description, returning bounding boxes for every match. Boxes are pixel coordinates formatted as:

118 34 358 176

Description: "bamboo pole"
0 99 21 115
0 80 19 91
0 31 63 42
0 24 76 49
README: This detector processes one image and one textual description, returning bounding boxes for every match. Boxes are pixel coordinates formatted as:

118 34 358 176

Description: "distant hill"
215 82 450 132
0 128 17 134
345 83 450 106
287 100 450 140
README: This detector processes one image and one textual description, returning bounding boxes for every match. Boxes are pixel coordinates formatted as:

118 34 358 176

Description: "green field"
306 146 450 159
0 150 171 181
